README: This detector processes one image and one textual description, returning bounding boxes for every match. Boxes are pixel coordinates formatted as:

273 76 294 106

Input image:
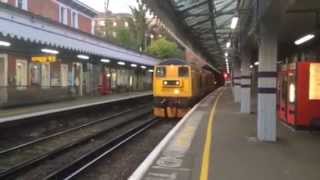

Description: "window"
59 6 68 25
91 21 95 34
71 11 78 28
16 0 28 10
178 67 189 77
98 20 105 26
155 67 166 77
0 0 8 3
124 21 129 28
112 31 117 37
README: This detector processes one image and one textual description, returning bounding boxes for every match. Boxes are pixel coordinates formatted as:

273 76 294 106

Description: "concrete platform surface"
130 87 320 180
0 91 152 123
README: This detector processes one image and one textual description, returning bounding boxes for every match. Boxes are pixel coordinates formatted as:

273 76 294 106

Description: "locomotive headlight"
164 81 168 85
174 89 180 95
176 81 180 85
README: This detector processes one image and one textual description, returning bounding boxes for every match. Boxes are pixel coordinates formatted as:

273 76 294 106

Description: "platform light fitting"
0 40 11 47
254 61 259 66
249 65 254 69
294 34 315 45
141 65 146 69
101 59 110 63
41 48 59 55
118 61 126 66
225 52 228 57
148 69 154 73
131 64 137 67
230 17 239 29
77 54 89 60
226 41 231 48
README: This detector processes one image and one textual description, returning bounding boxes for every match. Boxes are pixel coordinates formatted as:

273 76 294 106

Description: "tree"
147 38 184 59
113 27 138 50
130 0 148 51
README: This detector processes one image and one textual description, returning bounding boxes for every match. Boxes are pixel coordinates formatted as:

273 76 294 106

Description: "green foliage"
147 38 183 59
113 27 138 50
130 0 148 51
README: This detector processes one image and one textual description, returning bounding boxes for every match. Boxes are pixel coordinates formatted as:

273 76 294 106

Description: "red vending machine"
277 62 320 128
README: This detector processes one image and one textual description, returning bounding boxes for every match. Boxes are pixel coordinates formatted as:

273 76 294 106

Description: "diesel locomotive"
153 58 221 118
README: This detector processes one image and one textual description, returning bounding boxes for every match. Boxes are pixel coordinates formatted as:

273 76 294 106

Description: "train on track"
153 58 223 118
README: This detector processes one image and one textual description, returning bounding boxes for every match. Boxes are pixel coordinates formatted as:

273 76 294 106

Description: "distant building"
95 11 133 39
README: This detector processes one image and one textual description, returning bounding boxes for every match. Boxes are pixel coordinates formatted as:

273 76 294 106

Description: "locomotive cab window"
155 67 166 77
178 67 189 77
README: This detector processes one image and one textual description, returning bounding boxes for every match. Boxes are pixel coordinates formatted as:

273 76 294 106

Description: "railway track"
0 105 153 179
44 117 158 180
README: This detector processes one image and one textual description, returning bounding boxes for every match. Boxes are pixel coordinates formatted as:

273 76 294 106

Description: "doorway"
72 62 83 96
16 59 27 90
0 54 8 104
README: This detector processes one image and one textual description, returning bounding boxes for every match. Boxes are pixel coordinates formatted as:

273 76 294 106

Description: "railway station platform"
130 87 320 180
0 91 152 124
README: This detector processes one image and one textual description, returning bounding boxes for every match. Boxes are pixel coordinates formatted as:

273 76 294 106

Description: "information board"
32 56 56 63
309 63 320 100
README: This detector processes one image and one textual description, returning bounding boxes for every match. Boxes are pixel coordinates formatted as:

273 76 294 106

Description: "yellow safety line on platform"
199 90 224 180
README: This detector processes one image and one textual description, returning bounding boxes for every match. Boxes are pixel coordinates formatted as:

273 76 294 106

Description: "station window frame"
16 0 28 10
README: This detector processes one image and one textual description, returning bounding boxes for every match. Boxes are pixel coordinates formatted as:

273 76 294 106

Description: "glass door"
0 54 7 87
61 64 68 87
16 59 27 90
0 54 8 104
41 63 51 89
72 63 83 96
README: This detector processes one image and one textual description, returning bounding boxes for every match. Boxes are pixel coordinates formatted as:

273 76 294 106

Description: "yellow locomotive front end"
153 59 200 118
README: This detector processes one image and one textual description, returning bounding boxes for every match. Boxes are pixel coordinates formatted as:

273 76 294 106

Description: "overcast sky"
79 0 137 13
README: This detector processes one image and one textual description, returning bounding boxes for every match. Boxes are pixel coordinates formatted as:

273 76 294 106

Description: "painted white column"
240 55 251 113
257 22 278 142
232 62 241 103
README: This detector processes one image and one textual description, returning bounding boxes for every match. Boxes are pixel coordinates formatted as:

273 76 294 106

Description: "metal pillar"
232 61 241 103
257 22 278 142
240 54 251 113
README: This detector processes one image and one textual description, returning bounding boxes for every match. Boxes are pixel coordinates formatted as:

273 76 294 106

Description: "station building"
0 0 158 108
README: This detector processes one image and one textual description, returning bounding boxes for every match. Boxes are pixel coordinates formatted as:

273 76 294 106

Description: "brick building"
0 0 96 34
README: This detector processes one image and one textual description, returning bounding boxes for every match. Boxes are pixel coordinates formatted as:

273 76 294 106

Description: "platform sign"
32 56 56 63
309 63 320 100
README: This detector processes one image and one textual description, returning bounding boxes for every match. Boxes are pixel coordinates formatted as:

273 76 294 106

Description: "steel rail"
0 104 149 155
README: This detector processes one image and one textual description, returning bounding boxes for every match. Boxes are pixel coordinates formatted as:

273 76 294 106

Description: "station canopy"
169 0 237 66
0 3 159 66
